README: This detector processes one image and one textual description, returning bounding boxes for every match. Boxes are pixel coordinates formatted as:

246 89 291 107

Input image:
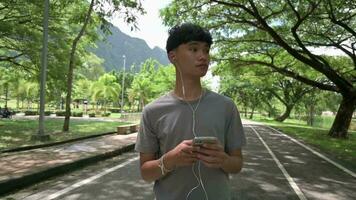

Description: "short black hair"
166 23 213 53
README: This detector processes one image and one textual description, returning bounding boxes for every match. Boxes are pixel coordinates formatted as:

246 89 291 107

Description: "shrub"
55 111 66 116
44 111 52 116
109 108 121 113
101 112 111 117
72 112 83 117
89 112 95 117
12 110 21 114
24 110 39 116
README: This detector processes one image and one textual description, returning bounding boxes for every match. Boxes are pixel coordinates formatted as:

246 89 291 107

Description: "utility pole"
121 55 126 113
32 0 50 141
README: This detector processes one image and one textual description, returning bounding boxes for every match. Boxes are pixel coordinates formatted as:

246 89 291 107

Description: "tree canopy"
161 0 356 138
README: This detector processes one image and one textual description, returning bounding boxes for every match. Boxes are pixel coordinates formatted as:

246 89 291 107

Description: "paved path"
0 133 137 196
2 123 356 199
231 123 356 200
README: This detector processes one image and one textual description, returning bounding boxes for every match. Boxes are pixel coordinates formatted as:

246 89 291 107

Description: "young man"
135 23 246 200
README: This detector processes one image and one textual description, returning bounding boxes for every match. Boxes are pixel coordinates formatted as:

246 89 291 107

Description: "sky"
110 1 171 49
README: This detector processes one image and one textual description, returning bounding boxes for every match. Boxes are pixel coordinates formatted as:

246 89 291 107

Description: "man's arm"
139 140 200 182
139 153 164 182
221 149 243 173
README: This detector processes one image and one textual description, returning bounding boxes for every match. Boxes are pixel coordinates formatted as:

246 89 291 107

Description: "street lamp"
121 55 126 113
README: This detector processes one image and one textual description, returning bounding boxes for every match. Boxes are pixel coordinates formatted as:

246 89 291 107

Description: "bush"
72 112 83 117
44 111 52 116
101 112 111 117
109 108 121 113
88 112 95 117
55 111 66 116
24 110 39 116
12 110 21 114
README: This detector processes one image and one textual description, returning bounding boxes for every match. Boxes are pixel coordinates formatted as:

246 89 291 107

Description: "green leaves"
128 59 175 109
90 73 121 102
161 0 356 94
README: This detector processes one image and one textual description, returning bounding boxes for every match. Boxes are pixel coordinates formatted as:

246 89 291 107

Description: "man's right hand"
165 140 200 169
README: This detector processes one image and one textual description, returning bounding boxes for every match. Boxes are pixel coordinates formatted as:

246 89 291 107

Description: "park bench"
117 124 139 135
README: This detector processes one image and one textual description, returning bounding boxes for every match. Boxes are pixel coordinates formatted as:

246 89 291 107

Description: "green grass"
0 118 129 150
245 117 356 170
109 113 121 118
313 115 335 129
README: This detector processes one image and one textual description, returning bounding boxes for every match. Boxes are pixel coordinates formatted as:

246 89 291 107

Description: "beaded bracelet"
158 154 173 175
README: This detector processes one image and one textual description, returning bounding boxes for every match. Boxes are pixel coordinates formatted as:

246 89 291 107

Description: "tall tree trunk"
249 107 255 119
329 95 356 138
16 96 19 110
307 103 315 126
4 84 8 107
275 104 293 122
63 0 95 132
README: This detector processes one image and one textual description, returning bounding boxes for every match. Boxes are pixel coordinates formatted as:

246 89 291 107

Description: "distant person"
135 23 246 200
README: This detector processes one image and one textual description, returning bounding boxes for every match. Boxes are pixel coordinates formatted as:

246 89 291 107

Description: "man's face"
170 41 210 78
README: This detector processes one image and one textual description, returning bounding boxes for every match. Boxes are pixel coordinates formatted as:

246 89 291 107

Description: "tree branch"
218 57 339 92
243 0 353 93
327 0 356 38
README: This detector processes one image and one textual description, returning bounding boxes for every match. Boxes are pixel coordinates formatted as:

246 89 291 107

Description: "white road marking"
248 126 308 200
42 156 139 200
266 126 356 178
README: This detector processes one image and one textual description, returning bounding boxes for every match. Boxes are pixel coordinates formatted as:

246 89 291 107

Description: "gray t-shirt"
135 89 246 200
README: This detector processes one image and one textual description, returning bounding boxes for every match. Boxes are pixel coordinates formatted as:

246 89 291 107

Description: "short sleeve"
225 102 246 152
135 107 159 153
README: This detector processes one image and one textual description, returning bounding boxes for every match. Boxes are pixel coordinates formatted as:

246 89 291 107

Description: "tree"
62 0 144 131
218 70 263 118
215 60 311 120
0 66 19 107
0 0 43 69
128 59 175 111
90 73 121 113
73 78 92 102
161 0 356 138
0 0 98 110
269 78 313 122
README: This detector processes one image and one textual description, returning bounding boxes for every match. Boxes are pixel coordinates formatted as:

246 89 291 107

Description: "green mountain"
92 25 169 72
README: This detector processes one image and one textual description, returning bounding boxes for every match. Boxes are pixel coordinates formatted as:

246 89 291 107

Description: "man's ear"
168 51 176 64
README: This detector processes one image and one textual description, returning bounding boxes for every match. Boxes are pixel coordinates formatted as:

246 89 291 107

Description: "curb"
0 131 117 154
0 143 135 197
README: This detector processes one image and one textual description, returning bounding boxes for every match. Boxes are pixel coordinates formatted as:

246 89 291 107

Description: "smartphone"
193 136 218 146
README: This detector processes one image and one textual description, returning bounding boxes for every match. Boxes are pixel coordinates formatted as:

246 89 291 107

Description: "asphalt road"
4 124 356 200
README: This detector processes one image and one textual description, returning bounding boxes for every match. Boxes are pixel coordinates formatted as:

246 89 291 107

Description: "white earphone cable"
176 66 208 200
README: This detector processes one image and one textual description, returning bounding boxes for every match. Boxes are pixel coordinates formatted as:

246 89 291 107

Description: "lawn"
0 118 129 150
245 116 356 170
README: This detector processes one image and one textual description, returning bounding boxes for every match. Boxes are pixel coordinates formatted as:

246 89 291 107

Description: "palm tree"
90 73 121 113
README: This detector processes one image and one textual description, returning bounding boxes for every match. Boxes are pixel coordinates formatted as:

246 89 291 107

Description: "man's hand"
197 142 243 173
165 140 200 169
196 141 229 168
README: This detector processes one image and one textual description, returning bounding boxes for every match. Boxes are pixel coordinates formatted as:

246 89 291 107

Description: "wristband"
158 154 173 175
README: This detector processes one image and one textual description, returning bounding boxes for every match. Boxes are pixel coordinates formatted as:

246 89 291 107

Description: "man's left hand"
196 142 229 168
